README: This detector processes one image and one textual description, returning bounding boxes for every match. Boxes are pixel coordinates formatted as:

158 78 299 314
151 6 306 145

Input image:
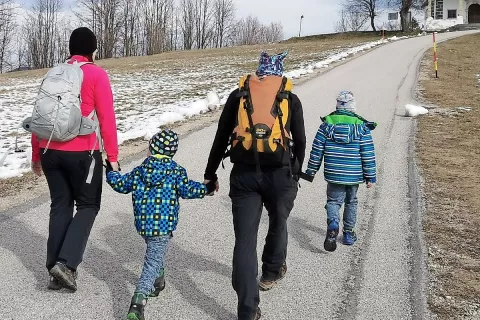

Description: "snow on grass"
405 104 429 117
425 17 464 32
0 36 406 179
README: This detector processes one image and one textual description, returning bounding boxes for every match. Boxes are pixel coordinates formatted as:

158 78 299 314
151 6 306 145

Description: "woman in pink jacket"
30 27 119 292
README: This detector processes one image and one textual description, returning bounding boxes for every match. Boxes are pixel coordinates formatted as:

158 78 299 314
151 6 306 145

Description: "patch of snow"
206 91 221 110
0 36 409 179
425 17 463 31
405 104 429 117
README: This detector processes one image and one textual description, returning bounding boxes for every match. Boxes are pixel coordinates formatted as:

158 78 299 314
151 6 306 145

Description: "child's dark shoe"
324 221 339 252
343 230 358 246
127 293 147 320
149 275 166 297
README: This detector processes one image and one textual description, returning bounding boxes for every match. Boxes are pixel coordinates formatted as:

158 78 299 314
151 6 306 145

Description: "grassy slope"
417 33 480 319
0 33 384 198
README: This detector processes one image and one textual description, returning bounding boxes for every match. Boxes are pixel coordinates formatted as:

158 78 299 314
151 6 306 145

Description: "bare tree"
212 0 234 48
120 0 140 56
11 0 288 67
140 0 175 55
334 9 369 32
76 0 122 59
180 0 195 50
235 15 262 45
265 22 283 43
386 0 427 31
0 0 15 72
342 0 380 31
193 0 212 49
24 0 63 69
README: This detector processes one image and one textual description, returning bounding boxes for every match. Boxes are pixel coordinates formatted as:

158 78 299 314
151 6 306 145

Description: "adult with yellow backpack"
203 52 306 320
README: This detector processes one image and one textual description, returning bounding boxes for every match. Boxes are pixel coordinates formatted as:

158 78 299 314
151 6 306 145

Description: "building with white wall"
426 0 480 30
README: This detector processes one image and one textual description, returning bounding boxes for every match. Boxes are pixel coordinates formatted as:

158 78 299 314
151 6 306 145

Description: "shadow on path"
289 216 327 254
0 209 235 320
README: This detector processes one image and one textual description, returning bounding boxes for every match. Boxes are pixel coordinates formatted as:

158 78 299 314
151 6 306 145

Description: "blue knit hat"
336 90 357 112
149 130 179 157
256 51 288 77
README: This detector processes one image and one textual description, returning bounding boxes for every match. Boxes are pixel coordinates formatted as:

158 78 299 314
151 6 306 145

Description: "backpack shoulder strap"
237 74 251 98
275 76 293 178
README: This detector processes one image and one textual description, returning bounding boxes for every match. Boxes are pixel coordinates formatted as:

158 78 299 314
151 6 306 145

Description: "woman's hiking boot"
149 275 166 297
47 276 62 290
127 293 147 320
324 221 339 252
342 229 358 246
49 262 77 291
259 263 287 291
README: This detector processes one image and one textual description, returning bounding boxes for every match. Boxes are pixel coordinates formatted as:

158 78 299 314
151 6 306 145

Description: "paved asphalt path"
1 30 478 320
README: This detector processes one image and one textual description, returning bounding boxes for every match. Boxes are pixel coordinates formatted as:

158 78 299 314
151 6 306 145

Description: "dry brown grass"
0 35 380 80
417 33 480 319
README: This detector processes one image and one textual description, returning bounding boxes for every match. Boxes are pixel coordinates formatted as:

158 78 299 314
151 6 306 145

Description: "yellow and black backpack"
227 74 294 175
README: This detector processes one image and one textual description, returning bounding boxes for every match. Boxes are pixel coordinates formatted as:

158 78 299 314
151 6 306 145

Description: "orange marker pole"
433 32 438 78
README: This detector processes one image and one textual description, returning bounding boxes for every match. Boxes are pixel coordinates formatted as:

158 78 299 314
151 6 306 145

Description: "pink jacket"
31 55 119 162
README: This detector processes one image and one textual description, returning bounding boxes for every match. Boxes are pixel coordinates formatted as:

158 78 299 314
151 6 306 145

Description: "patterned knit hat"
336 90 357 112
149 130 179 157
256 51 288 77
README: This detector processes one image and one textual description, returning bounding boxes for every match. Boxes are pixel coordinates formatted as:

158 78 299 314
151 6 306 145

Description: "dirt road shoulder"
416 33 480 319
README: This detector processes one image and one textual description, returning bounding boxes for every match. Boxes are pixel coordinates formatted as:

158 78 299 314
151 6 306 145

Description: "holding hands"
204 179 219 195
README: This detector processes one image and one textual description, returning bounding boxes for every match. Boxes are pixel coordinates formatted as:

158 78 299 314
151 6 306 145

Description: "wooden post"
433 32 438 78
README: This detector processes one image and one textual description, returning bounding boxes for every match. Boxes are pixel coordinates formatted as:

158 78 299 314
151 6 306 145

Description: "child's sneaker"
343 229 357 246
324 221 339 252
127 293 147 320
149 275 165 297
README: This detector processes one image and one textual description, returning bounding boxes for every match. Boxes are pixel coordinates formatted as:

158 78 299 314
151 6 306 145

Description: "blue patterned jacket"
306 111 377 185
106 156 207 236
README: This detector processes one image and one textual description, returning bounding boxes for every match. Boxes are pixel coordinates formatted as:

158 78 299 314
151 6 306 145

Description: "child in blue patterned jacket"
105 129 216 320
303 91 377 252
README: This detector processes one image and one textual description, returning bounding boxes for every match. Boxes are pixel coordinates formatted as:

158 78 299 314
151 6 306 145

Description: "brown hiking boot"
259 263 287 291
49 262 77 291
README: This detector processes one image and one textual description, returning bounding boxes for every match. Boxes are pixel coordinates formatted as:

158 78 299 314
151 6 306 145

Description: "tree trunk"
400 7 410 31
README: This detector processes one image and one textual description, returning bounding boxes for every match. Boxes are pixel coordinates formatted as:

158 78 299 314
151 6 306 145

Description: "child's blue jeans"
325 183 359 231
135 235 171 296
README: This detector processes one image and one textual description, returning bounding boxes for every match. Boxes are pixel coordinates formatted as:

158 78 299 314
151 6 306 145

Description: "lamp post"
299 15 304 37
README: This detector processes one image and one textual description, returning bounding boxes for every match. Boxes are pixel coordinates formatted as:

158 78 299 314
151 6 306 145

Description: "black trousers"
40 149 103 271
229 165 298 320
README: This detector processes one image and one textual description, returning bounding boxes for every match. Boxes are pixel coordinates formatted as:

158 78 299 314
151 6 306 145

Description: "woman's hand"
31 161 43 176
109 161 120 172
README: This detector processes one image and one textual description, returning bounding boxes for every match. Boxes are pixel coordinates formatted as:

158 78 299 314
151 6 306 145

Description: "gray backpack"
23 60 102 153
